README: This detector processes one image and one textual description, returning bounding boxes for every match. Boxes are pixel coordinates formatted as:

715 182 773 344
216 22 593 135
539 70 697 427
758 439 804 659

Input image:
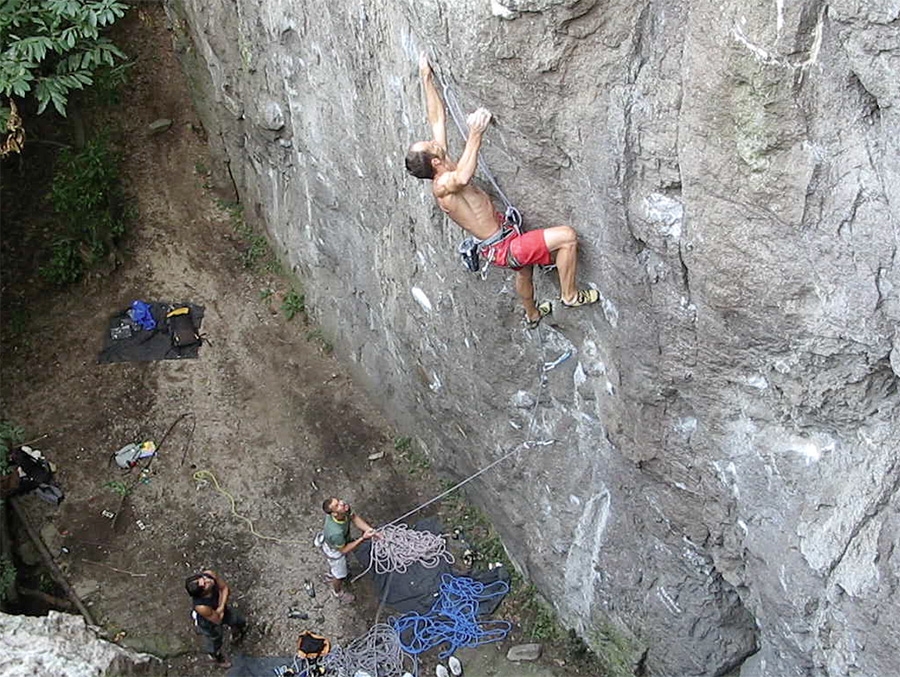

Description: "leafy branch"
0 0 129 118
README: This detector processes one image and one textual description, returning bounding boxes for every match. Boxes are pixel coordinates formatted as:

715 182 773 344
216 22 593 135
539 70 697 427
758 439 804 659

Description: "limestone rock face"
167 0 900 674
0 611 161 676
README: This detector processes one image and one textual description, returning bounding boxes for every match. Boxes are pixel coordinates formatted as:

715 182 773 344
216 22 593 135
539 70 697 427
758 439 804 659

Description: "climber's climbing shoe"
561 288 600 308
524 301 553 330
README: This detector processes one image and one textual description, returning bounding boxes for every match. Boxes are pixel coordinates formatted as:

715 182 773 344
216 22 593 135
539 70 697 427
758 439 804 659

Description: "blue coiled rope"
391 574 512 658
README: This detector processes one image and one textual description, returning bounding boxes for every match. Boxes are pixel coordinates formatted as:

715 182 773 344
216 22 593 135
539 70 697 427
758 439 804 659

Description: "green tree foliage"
0 420 25 475
0 0 128 118
41 134 127 284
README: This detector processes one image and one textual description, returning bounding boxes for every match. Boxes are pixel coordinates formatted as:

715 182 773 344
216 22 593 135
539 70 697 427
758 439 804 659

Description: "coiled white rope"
321 623 415 677
352 523 454 583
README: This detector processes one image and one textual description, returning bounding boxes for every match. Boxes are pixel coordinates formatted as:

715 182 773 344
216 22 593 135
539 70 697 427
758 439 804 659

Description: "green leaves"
0 0 128 117
41 135 129 284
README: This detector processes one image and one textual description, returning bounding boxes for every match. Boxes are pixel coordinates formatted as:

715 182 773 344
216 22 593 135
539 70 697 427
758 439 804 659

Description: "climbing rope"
192 469 307 545
351 523 454 583
438 71 522 229
377 438 553 532
391 574 512 658
320 623 415 677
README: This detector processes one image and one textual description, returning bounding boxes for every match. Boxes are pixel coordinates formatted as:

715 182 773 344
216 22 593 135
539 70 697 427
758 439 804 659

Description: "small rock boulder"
506 643 542 662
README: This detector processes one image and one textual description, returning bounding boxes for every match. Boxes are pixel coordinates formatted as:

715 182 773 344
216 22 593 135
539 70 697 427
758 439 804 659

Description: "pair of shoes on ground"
524 288 599 329
435 656 463 676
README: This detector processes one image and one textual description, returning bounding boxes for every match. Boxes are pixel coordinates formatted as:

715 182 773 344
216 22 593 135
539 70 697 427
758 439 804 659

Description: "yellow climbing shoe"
561 288 600 308
524 301 553 329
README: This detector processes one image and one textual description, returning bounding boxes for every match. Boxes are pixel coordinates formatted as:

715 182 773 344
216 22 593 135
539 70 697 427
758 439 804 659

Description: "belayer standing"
185 569 246 669
318 496 377 603
405 52 599 327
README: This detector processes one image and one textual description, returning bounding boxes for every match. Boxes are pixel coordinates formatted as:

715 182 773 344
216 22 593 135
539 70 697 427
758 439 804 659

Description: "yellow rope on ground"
192 469 307 545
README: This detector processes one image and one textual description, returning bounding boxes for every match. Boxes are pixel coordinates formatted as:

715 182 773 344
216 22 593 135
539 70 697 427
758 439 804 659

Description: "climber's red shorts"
483 229 552 270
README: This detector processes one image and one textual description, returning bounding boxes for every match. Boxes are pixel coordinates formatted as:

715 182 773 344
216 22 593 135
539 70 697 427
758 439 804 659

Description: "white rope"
373 524 454 574
352 523 454 583
439 74 520 225
321 623 415 677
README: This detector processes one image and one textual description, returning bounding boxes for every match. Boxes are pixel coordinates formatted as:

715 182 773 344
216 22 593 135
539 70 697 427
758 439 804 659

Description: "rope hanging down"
439 72 522 229
382 439 553 530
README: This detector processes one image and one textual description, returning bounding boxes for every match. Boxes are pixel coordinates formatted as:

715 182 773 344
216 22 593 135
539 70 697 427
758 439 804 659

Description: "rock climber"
185 568 247 669
318 496 377 603
405 52 599 327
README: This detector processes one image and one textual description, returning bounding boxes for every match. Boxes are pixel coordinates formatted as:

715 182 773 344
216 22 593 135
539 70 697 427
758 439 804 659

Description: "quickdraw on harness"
457 209 522 275
438 68 523 276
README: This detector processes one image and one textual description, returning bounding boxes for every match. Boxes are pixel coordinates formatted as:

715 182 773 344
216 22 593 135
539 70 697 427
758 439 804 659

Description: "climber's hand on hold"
466 107 492 134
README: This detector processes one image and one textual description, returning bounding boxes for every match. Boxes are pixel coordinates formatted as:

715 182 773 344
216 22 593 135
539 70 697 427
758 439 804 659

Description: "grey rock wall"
0 611 162 676
166 0 900 675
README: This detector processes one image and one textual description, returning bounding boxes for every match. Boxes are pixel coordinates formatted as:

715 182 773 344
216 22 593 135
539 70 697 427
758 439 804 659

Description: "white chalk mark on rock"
411 286 432 312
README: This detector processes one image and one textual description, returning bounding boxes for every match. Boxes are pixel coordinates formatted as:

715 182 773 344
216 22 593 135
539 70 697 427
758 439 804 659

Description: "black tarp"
97 302 204 363
354 517 510 616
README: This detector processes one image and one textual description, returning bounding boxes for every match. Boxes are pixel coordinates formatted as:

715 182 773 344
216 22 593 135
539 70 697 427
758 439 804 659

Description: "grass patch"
104 480 131 497
589 622 638 677
40 135 131 285
305 328 333 354
395 437 431 474
0 421 25 475
220 200 282 274
0 557 17 603
281 289 305 320
518 584 564 642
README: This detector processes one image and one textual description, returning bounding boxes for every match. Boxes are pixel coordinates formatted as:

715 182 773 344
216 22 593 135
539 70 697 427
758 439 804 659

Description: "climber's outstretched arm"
435 108 491 196
419 52 447 152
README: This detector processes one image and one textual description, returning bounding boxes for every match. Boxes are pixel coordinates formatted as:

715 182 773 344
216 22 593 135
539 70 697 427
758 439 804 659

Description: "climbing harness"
391 574 512 658
457 211 522 274
437 68 523 278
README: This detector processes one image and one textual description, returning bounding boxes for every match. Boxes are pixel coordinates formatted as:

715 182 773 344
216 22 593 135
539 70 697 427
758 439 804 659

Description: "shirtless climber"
405 52 599 326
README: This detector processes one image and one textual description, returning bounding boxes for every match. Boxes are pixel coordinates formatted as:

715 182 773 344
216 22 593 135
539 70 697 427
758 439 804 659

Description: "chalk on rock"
507 643 542 662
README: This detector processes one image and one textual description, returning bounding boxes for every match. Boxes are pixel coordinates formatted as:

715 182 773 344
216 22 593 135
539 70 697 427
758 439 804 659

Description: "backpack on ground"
166 306 201 349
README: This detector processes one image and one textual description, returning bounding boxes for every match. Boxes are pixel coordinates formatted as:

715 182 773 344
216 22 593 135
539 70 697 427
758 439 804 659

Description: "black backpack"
166 306 201 349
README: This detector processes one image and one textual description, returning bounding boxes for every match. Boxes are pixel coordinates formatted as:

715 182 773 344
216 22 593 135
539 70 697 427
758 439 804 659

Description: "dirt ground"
1 6 590 677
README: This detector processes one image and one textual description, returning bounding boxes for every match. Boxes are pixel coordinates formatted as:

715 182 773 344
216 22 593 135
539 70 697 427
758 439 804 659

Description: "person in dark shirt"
185 569 246 669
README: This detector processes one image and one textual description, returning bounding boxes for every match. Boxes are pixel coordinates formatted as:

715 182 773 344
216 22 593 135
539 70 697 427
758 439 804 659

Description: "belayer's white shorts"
316 531 348 579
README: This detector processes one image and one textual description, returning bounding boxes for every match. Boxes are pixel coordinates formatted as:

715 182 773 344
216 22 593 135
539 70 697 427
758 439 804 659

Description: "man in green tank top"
319 496 376 603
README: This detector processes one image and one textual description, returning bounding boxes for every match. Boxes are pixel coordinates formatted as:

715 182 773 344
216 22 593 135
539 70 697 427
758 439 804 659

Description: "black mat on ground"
97 302 204 363
227 654 298 677
354 517 451 615
354 518 512 616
